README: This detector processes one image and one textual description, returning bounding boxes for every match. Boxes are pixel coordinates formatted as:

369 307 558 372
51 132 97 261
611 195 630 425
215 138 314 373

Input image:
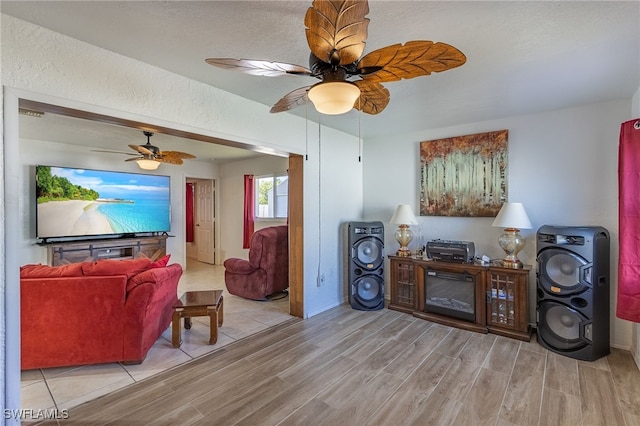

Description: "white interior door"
196 179 215 264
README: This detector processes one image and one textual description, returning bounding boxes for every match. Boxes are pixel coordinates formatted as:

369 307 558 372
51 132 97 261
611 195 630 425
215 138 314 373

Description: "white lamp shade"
136 159 160 170
492 202 532 229
307 81 360 115
389 204 418 225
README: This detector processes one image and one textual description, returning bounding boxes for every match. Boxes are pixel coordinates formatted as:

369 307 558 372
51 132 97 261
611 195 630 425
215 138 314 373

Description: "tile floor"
20 259 292 411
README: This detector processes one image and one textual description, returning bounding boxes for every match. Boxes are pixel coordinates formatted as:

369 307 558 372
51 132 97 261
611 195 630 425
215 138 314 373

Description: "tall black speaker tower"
536 225 610 361
348 221 384 311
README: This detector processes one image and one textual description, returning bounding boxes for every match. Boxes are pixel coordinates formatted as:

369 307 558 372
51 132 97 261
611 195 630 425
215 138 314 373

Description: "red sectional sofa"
20 256 182 370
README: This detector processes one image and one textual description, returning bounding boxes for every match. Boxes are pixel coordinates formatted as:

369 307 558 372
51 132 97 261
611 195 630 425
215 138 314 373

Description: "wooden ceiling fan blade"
124 157 143 162
157 156 184 165
353 80 390 115
270 86 312 113
205 58 312 77
304 0 369 65
129 144 154 156
159 151 196 160
357 40 466 83
91 149 138 156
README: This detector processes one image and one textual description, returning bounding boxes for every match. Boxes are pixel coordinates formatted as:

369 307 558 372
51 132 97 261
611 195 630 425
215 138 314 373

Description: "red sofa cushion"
21 275 127 370
149 254 171 269
82 257 151 279
126 264 173 292
20 263 84 278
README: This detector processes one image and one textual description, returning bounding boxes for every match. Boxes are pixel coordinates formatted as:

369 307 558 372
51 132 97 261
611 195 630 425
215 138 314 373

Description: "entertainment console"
388 256 531 341
44 235 168 266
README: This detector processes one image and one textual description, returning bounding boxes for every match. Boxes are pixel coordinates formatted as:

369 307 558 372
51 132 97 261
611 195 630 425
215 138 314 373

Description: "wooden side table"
172 290 224 348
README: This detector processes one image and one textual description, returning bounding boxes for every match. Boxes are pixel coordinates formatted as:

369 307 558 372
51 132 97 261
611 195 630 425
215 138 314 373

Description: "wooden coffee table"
172 290 223 348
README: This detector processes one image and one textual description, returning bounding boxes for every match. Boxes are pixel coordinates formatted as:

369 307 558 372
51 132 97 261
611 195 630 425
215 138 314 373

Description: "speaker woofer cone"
538 248 589 295
352 275 384 308
538 300 587 351
353 237 383 270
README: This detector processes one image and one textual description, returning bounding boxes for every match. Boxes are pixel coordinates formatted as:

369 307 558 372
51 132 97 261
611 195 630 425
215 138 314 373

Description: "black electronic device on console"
426 239 475 263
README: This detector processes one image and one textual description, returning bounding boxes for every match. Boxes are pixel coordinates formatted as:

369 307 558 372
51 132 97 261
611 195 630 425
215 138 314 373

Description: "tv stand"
388 256 532 341
47 235 168 265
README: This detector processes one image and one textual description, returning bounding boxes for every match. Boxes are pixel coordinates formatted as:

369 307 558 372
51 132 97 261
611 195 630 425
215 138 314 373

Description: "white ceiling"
17 111 267 164
4 1 640 155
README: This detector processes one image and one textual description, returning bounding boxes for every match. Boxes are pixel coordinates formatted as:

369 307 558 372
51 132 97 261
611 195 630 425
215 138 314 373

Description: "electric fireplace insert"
424 268 476 322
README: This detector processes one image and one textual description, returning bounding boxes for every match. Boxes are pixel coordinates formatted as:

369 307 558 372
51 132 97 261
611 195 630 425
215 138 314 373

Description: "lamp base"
394 224 414 258
396 248 412 257
499 258 524 269
497 227 526 269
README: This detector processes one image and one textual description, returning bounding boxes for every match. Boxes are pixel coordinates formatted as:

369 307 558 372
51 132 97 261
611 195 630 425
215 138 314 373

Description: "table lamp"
389 204 418 257
491 202 532 268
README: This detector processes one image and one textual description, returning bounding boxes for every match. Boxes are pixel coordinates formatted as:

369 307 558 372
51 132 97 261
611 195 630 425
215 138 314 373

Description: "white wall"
1 14 361 417
303 124 363 316
218 155 289 262
364 99 632 349
0 30 6 422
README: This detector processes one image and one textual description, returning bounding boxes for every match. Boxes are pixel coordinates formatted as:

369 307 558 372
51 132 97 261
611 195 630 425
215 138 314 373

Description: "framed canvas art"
419 130 508 217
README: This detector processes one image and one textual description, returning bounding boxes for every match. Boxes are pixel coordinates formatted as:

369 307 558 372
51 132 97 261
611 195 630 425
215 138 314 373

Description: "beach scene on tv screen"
36 166 171 239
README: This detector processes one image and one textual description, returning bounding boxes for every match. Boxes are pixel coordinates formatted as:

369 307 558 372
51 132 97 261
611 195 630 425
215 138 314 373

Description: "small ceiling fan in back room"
206 0 466 115
95 131 196 170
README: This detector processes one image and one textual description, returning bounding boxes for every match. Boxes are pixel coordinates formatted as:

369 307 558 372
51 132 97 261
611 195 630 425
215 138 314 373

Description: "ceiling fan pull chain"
317 114 322 283
358 97 362 163
305 102 309 161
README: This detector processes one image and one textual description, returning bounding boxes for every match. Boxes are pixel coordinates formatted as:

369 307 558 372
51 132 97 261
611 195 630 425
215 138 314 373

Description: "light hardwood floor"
45 304 640 425
20 259 292 413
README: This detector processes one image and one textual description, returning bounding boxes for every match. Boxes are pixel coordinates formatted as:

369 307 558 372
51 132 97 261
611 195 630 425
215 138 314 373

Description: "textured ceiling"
3 1 639 152
17 112 265 164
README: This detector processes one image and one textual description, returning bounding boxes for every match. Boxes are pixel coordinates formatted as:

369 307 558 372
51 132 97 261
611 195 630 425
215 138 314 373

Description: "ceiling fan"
96 131 196 170
205 0 466 115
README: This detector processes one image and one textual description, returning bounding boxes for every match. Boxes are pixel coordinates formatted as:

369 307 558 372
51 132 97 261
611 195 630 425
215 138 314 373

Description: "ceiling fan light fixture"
308 81 360 115
136 159 160 170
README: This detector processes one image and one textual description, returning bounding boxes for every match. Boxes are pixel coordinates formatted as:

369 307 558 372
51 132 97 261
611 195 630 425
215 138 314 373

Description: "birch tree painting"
420 130 508 217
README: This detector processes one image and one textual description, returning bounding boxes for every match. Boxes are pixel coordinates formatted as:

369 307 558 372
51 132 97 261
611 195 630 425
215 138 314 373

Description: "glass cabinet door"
389 258 416 312
487 272 516 328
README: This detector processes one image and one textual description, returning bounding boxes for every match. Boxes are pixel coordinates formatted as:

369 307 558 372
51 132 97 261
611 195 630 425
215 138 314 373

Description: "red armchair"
224 225 289 300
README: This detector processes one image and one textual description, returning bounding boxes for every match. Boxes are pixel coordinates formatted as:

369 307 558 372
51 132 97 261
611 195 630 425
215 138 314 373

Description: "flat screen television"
36 165 171 241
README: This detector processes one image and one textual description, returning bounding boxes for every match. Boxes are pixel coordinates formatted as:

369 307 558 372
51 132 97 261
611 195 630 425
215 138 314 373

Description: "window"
255 173 288 219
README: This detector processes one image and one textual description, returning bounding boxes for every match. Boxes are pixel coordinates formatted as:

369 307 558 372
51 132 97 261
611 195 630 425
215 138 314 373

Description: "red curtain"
243 175 255 249
617 118 640 322
185 183 195 243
